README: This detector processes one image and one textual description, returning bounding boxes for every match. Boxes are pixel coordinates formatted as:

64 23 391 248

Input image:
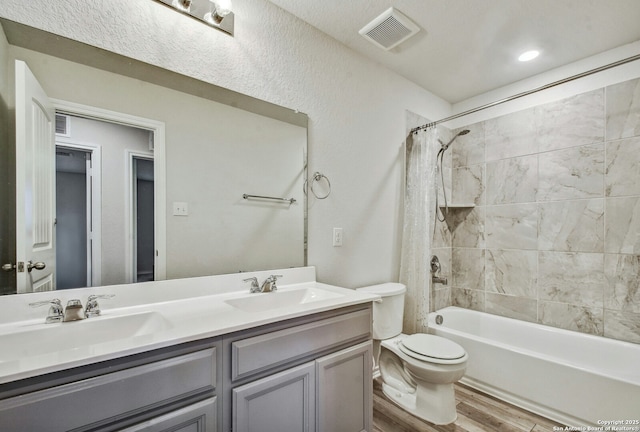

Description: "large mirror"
0 19 308 296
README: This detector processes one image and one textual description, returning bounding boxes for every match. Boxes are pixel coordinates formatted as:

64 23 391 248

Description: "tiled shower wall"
445 77 640 344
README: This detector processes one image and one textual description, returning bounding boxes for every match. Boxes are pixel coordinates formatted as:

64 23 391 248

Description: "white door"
15 60 56 293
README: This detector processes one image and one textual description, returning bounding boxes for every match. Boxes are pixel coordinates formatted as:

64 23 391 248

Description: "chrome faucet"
260 275 282 293
84 294 115 318
29 299 64 324
430 255 448 285
243 277 261 293
29 295 115 324
244 275 283 293
64 299 85 322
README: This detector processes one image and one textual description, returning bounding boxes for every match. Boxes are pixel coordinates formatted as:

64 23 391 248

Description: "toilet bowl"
357 283 467 425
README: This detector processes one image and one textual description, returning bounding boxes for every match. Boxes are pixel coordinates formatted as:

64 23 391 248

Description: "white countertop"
0 267 379 384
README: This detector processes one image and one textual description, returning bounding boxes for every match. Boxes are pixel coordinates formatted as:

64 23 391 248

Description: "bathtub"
428 307 640 427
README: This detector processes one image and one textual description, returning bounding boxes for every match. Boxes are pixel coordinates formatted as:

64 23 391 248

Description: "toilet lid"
400 334 466 362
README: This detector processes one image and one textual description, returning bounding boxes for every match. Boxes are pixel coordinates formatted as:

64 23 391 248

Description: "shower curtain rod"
410 53 640 134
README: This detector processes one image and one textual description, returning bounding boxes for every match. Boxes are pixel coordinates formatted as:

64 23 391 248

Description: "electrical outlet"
173 202 189 216
333 227 343 247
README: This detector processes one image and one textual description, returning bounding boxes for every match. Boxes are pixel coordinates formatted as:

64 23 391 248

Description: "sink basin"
225 287 344 313
0 311 172 362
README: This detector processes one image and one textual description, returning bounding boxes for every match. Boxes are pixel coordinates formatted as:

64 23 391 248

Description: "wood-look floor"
373 379 564 432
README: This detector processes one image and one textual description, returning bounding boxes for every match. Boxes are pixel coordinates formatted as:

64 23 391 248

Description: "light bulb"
207 0 232 24
518 50 540 62
171 0 192 12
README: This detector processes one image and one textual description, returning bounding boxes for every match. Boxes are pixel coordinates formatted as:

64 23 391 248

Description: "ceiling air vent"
359 7 420 51
55 113 70 136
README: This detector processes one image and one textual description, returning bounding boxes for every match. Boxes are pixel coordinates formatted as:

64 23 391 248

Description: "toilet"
357 283 467 425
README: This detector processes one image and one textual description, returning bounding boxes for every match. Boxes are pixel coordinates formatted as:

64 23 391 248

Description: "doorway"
55 112 157 287
55 145 98 289
130 155 155 283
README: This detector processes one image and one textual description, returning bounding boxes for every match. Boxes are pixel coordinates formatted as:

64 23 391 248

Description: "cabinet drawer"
231 309 371 381
121 397 217 432
0 348 216 432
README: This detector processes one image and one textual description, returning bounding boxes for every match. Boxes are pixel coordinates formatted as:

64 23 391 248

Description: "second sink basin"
0 311 172 363
225 287 344 313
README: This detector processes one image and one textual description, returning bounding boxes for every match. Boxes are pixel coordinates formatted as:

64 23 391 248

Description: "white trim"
51 98 167 282
125 150 154 284
55 138 103 287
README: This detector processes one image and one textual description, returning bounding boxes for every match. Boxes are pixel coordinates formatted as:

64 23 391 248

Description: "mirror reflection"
0 19 308 296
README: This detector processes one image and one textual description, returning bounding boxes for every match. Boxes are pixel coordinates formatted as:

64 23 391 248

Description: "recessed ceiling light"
518 50 540 62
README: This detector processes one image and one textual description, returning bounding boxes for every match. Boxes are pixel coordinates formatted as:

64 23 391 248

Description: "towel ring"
304 172 331 199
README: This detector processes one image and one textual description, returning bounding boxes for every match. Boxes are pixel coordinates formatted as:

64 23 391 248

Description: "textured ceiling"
267 0 640 103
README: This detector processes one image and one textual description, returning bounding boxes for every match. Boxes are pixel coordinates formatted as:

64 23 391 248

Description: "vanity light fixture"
518 50 540 62
155 0 234 35
205 0 233 25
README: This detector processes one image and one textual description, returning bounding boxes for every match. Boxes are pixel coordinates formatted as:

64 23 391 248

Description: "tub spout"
432 275 448 285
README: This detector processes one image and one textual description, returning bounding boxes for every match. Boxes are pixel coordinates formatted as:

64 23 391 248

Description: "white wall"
0 0 451 288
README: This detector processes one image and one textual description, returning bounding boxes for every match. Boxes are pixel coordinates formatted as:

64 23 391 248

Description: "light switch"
333 227 343 247
173 202 189 216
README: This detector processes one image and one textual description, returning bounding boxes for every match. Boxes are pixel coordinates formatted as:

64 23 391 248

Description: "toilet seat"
399 334 466 365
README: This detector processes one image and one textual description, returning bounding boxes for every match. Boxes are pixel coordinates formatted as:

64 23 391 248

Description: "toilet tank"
357 283 406 340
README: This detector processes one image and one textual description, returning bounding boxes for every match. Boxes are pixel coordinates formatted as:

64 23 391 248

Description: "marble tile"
485 249 537 298
450 206 485 248
452 248 485 290
605 137 640 197
539 301 603 336
432 217 451 249
537 143 604 201
536 90 605 152
486 155 537 204
485 293 537 323
485 109 537 161
604 254 640 313
538 199 604 252
606 77 640 140
605 197 640 254
451 288 485 312
485 203 537 250
604 309 640 344
431 287 451 312
452 122 485 168
437 166 452 204
538 251 605 308
452 164 485 206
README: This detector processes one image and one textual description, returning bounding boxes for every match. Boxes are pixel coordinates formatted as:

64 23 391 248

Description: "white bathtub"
428 306 640 427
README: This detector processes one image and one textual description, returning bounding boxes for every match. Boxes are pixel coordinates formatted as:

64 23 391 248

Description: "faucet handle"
263 274 283 292
29 299 64 324
85 294 115 318
243 277 260 293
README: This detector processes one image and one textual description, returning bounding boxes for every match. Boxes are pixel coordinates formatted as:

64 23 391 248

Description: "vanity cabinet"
0 339 222 432
225 305 373 432
0 303 373 432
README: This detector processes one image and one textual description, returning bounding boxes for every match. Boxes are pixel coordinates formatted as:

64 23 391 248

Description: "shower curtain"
399 127 438 334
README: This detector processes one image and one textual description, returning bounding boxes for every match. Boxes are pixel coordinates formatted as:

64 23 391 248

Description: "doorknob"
2 263 16 272
27 261 46 272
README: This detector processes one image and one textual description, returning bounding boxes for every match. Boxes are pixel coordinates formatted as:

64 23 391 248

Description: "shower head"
438 129 470 152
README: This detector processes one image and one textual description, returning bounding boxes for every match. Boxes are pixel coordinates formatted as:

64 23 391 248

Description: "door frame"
51 99 167 282
125 150 154 283
55 138 102 287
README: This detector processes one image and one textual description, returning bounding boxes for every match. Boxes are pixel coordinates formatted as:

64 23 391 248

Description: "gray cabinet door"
316 341 373 432
120 397 217 432
232 362 315 432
